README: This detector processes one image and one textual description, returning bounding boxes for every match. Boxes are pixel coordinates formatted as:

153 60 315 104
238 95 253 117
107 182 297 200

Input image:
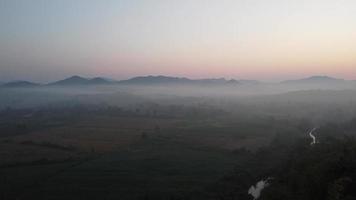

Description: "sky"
1 0 356 82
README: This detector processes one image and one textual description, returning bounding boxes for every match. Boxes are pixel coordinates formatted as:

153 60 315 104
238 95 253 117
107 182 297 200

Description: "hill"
1 81 41 88
281 76 346 84
118 75 240 86
49 76 113 86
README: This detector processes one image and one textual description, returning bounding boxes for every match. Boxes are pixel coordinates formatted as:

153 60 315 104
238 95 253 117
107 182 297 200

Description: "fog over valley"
2 0 356 199
1 75 356 199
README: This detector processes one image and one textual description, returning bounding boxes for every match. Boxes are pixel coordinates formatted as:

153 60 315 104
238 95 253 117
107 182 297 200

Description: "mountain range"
48 76 114 86
1 81 40 88
118 76 241 86
281 76 346 84
0 75 354 88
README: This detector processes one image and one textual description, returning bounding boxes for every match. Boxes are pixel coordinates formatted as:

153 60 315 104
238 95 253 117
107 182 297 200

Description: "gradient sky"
1 0 356 82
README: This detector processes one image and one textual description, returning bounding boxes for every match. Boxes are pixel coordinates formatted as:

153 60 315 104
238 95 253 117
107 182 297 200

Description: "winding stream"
247 128 319 199
309 127 317 145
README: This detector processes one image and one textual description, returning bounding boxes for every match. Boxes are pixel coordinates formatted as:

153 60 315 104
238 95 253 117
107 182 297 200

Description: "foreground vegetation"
0 87 356 200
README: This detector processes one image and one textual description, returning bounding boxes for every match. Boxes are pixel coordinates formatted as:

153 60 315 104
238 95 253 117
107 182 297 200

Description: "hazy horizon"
2 2 356 199
1 0 356 82
1 74 355 84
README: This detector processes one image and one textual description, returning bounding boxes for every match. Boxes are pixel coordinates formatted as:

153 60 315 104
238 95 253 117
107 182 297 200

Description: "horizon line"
1 74 354 85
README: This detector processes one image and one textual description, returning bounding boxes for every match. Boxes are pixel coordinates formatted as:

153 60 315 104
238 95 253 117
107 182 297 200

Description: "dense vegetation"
0 86 356 200
210 120 356 200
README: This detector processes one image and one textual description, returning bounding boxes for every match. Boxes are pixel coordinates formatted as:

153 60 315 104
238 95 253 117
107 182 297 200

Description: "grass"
19 137 239 199
0 114 302 199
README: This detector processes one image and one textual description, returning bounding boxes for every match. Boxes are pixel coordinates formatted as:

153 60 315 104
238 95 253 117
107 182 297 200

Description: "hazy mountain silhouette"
117 75 240 85
3 75 354 89
277 76 356 90
49 76 113 86
1 81 40 88
118 76 192 84
88 77 114 85
281 76 345 84
49 75 88 86
196 78 239 85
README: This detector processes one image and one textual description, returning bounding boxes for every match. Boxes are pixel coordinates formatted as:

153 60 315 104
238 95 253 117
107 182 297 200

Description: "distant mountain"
118 76 192 85
118 75 240 86
88 77 114 85
281 76 345 84
196 78 239 85
277 76 356 90
48 75 89 86
2 81 41 88
49 76 113 86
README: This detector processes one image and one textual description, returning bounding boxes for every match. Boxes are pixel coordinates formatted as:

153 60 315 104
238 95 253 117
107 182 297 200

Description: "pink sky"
1 0 356 82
